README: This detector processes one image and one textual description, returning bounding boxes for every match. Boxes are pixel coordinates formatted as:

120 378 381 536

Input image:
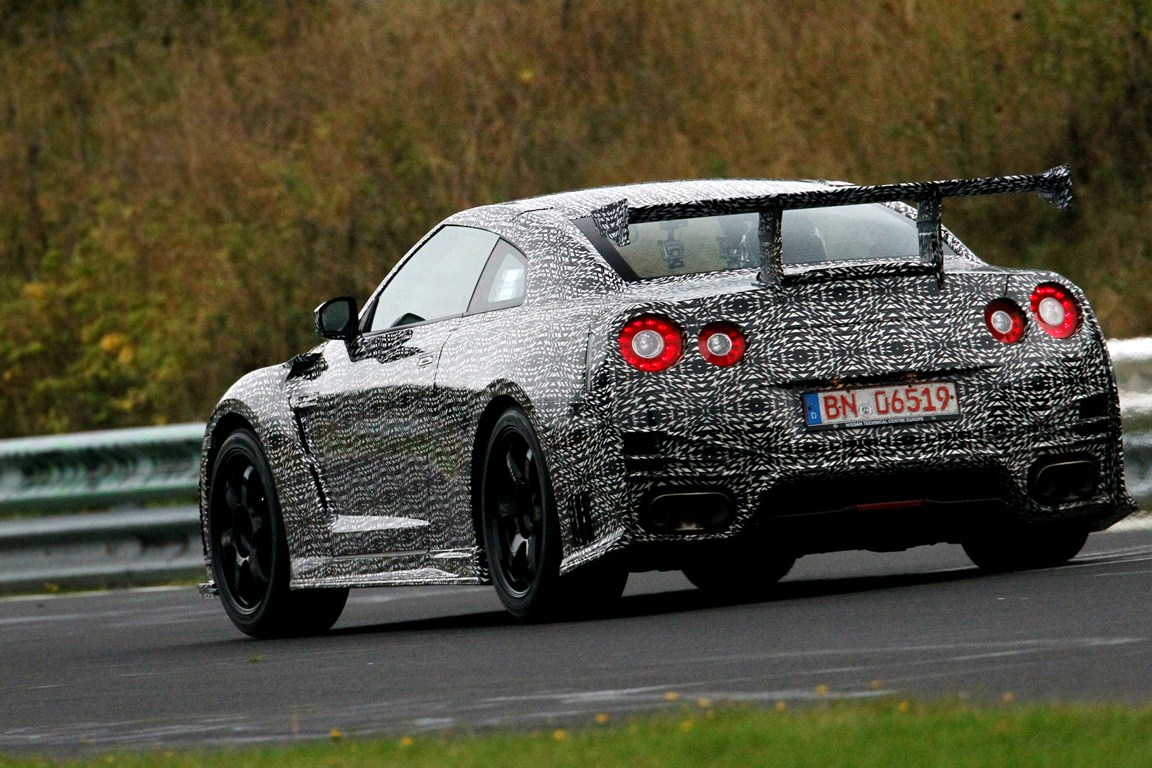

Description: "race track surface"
3 528 1151 754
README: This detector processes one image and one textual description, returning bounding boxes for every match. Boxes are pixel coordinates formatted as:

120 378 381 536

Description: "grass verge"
4 701 1152 768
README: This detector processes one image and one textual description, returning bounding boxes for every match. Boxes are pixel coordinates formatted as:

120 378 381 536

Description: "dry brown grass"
0 0 1149 436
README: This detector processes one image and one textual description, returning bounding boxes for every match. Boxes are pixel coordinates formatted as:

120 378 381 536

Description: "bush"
0 0 1149 437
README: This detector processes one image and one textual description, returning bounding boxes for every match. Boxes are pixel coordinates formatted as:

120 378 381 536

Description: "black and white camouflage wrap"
199 170 1134 592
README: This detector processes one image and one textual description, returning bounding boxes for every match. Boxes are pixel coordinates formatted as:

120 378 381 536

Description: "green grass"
5 702 1152 768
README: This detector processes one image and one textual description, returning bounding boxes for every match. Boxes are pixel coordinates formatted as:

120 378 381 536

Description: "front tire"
208 430 348 637
556 558 629 617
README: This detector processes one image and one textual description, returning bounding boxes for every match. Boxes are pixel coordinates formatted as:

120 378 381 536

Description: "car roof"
503 178 841 220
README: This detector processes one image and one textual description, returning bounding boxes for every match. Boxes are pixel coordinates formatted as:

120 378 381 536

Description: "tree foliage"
1 0 1150 437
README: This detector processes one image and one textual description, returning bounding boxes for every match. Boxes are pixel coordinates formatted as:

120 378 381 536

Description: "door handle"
290 391 319 409
416 353 436 368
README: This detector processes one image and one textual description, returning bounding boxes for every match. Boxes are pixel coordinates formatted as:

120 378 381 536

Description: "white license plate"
803 382 960 429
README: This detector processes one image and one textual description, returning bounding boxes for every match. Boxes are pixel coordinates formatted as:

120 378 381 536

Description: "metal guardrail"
2 339 1152 592
0 506 202 592
0 423 203 514
0 424 203 592
1109 338 1152 506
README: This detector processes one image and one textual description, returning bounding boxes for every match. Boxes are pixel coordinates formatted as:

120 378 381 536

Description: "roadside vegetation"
3 702 1152 767
1 0 1150 438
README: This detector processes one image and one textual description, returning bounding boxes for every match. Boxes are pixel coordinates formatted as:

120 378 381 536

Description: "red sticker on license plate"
803 382 960 429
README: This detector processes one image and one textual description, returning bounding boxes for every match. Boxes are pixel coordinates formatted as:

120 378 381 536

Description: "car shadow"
323 564 982 637
622 565 981 617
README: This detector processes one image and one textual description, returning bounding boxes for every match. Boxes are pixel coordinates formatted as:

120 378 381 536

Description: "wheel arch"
469 394 532 576
204 413 257 479
201 398 323 584
200 410 258 564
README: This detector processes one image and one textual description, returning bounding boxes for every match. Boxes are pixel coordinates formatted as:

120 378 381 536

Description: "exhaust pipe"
642 491 735 534
1029 459 1098 504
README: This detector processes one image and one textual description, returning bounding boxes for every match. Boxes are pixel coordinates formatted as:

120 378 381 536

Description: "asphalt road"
3 526 1152 755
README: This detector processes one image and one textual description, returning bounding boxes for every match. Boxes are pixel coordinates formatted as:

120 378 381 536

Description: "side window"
468 240 528 314
369 226 499 332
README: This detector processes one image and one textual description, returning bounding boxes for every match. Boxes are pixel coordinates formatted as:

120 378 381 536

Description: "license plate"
803 382 960 429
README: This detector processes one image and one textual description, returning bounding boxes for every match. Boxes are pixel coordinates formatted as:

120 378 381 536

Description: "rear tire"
480 409 563 619
480 408 629 619
683 544 795 600
557 559 629 617
962 526 1088 573
208 430 348 638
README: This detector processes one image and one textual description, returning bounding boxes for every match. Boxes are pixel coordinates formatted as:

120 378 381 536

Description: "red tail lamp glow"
619 315 683 371
698 322 746 366
984 299 1027 344
1030 283 1081 339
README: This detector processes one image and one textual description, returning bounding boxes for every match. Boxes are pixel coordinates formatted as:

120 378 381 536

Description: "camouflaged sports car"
200 166 1134 637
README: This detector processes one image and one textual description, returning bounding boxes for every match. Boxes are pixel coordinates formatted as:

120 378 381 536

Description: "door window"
468 240 528 314
369 226 499 332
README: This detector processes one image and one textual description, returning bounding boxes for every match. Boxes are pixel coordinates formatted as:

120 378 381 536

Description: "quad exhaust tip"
1030 459 1099 504
642 491 735 534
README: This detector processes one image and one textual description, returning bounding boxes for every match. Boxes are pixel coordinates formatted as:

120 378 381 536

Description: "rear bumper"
596 424 1134 563
566 294 1134 566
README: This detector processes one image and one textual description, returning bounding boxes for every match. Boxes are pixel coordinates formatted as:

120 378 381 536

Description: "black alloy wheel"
481 409 562 618
208 429 347 637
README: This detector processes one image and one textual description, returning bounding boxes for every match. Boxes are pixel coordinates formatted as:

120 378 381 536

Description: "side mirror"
314 296 359 341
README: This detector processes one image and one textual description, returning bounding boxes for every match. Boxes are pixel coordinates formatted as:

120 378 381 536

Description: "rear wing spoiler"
589 166 1072 286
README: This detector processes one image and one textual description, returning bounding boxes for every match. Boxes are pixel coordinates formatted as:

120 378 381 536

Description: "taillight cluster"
984 299 1027 344
699 322 746 367
1030 283 1081 338
618 316 683 372
983 283 1081 344
619 315 746 372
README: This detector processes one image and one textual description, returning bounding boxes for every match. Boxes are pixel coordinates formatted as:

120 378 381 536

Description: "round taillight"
619 315 683 372
698 322 746 366
1030 283 1081 339
984 299 1026 344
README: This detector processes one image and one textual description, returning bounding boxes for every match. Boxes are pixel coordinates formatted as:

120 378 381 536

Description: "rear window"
582 203 947 280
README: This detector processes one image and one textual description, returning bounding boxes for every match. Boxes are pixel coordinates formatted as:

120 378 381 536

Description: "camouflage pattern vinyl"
200 171 1134 591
